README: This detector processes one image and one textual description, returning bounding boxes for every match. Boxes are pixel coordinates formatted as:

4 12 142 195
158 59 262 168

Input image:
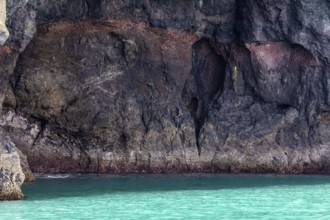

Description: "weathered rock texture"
0 0 9 45
0 132 24 200
1 0 330 173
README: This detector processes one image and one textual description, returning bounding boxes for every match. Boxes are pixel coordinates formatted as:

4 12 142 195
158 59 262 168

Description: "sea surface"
1 174 330 219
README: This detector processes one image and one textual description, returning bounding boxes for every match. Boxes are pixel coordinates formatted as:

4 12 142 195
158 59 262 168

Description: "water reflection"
22 174 330 201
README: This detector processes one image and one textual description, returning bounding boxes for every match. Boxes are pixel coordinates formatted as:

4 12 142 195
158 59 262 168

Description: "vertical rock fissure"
85 0 101 18
191 42 206 156
31 119 47 147
184 39 227 156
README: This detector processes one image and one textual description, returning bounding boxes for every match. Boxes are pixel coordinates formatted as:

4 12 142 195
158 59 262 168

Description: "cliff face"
1 0 330 173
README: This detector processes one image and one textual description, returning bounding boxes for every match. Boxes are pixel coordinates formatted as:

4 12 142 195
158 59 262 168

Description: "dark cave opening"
277 104 292 110
184 39 227 155
187 97 198 115
118 133 127 145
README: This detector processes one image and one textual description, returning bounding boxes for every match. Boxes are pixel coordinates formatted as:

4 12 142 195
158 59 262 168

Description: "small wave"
36 174 73 179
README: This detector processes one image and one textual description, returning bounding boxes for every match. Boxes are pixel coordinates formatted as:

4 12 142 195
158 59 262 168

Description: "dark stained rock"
1 0 330 174
11 21 200 173
236 0 330 63
198 0 236 16
0 47 18 112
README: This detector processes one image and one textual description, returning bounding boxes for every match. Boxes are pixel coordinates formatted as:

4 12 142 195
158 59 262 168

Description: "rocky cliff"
1 0 330 173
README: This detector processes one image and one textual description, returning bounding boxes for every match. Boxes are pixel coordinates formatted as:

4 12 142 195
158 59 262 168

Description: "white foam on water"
35 174 73 179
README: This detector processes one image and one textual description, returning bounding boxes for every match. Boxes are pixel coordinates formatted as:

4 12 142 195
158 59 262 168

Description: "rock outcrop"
0 133 24 200
1 0 330 173
0 0 9 45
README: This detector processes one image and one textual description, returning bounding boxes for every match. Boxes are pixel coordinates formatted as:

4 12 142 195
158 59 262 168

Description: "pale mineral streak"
0 0 9 45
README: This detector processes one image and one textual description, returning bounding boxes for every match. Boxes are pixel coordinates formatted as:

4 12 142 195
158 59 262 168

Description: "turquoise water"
1 174 330 219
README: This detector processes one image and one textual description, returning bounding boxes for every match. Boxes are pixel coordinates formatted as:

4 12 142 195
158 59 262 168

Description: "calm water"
1 174 330 219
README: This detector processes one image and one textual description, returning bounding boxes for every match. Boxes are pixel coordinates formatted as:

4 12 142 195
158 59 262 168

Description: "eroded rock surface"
1 0 330 173
0 132 24 200
0 0 9 45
